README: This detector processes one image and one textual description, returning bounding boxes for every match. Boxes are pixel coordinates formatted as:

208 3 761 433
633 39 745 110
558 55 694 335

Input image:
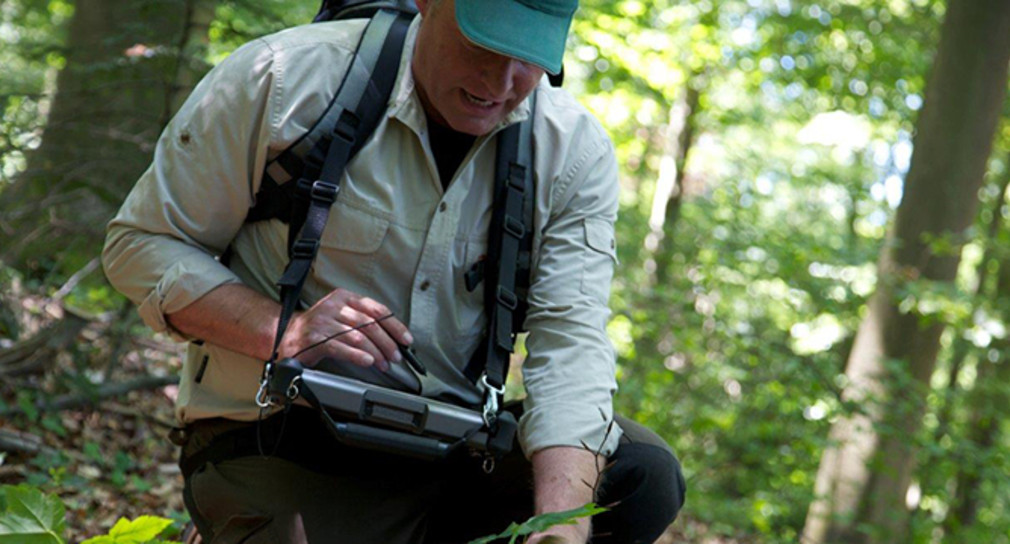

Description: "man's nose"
479 54 518 98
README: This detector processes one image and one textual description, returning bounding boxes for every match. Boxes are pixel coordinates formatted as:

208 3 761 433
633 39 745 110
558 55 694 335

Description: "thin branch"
49 257 100 302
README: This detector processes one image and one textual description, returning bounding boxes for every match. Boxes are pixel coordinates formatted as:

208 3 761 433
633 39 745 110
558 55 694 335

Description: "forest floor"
0 297 729 544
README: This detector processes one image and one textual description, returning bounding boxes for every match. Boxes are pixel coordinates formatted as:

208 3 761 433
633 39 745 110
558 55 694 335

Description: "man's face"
412 0 546 136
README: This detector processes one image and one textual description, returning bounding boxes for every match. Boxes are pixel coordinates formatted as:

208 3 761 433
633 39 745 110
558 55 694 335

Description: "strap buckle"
503 216 525 239
496 286 518 311
310 180 339 203
291 239 320 259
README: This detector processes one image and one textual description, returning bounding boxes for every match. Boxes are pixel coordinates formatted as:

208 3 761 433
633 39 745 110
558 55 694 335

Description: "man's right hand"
166 284 412 373
278 287 413 370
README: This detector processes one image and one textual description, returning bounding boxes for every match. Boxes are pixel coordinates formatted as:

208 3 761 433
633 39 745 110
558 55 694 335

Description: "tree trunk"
648 79 700 287
802 1 1010 542
0 0 215 278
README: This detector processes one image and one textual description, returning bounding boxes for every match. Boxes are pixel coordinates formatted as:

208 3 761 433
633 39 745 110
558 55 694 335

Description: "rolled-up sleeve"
519 132 622 458
102 38 279 337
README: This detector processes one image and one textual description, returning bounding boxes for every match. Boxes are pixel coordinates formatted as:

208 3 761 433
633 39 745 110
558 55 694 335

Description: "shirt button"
419 280 431 291
439 202 447 212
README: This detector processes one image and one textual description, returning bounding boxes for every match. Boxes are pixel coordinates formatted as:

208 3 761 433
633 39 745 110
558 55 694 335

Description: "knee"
596 444 687 543
626 444 686 525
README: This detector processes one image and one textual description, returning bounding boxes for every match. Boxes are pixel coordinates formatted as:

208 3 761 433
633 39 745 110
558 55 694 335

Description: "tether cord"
257 312 396 455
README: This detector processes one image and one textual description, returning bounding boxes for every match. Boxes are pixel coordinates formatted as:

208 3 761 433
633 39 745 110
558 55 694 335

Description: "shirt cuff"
137 258 242 341
518 400 623 459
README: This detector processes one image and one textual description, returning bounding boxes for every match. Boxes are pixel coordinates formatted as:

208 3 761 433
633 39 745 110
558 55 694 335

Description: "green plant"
467 503 607 544
0 485 179 544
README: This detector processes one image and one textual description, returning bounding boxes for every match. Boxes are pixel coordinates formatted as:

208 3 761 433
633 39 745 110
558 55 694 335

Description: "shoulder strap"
265 9 412 361
463 93 537 392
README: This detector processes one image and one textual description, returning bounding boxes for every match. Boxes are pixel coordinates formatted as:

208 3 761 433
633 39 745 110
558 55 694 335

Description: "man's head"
412 0 578 136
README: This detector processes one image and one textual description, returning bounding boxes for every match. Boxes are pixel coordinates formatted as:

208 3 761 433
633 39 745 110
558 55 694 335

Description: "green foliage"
80 516 176 544
2 0 1010 541
467 503 606 544
0 485 66 544
0 486 178 544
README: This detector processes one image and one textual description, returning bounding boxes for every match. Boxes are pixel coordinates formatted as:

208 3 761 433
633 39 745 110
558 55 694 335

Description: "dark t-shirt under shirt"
426 115 477 191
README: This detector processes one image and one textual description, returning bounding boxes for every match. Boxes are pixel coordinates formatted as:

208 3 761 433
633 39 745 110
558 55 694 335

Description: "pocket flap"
584 218 618 263
319 201 391 253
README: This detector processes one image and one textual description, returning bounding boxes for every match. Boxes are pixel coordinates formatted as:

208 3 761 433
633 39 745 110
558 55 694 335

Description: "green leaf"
466 503 605 544
81 516 174 544
0 485 66 544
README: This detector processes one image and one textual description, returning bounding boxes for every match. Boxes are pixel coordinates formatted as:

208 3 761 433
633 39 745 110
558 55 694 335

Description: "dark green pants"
181 407 685 544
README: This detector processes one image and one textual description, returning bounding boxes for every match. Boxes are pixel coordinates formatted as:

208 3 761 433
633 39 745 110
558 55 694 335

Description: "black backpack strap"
464 93 537 422
259 9 412 365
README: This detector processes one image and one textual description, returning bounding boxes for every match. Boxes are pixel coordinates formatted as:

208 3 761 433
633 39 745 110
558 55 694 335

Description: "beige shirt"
103 16 622 457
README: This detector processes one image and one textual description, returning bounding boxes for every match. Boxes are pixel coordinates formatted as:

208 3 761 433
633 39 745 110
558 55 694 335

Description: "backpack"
250 0 541 418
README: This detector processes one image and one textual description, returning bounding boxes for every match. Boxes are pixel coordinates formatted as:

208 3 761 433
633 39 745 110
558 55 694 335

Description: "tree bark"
648 79 701 287
802 1 1010 542
0 0 216 277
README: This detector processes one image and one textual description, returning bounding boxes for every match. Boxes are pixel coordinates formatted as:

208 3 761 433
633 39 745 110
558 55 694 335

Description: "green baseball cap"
455 0 578 75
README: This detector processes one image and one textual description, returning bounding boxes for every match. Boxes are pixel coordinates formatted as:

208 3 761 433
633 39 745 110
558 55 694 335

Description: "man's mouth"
463 90 494 107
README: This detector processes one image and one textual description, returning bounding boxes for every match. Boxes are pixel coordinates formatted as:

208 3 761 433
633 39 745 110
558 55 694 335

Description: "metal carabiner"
480 373 504 427
255 378 274 408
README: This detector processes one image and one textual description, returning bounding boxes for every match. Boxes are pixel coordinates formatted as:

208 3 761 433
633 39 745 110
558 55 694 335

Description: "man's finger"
346 296 413 345
336 305 402 365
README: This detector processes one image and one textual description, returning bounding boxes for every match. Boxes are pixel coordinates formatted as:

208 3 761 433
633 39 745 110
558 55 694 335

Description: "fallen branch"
0 428 49 455
0 375 179 417
0 311 90 376
99 400 176 429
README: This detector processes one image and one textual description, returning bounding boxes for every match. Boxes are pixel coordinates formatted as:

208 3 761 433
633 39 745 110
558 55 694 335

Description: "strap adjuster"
507 163 526 192
334 110 360 144
496 286 518 311
310 181 339 203
504 216 525 239
291 239 320 259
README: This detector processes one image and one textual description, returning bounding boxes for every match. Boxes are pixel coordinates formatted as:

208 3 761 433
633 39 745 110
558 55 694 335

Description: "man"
103 0 685 542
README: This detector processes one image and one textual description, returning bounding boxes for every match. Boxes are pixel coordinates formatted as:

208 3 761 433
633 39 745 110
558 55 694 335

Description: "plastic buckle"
291 239 320 259
310 180 339 203
504 216 525 239
496 287 518 311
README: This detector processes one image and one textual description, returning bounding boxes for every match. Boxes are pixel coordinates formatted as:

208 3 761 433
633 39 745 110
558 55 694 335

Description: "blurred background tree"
2 0 1010 543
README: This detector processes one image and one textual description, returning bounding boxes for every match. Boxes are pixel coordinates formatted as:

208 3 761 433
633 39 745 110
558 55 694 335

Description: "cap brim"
455 0 572 75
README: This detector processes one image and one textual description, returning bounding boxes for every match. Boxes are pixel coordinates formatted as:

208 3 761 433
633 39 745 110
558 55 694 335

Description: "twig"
49 257 101 302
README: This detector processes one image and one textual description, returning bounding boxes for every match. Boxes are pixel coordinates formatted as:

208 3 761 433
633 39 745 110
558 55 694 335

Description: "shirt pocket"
314 200 391 293
319 200 391 253
581 217 618 303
